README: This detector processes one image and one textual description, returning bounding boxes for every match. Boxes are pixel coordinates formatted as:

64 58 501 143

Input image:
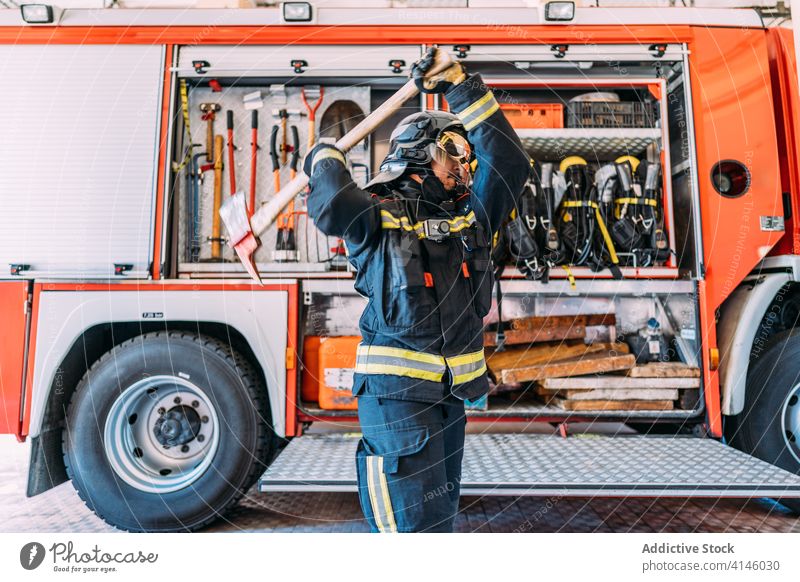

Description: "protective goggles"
430 130 473 172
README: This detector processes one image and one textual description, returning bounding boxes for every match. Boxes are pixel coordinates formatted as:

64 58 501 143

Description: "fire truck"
2 2 800 532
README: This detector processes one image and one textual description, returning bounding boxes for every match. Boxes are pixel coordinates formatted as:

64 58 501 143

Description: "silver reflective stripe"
446 350 488 385
366 456 397 533
356 353 446 375
356 344 447 382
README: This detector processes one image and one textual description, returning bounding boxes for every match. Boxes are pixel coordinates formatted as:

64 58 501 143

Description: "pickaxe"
220 49 454 284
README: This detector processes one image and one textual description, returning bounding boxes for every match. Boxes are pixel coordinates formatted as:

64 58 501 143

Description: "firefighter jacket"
306 75 529 402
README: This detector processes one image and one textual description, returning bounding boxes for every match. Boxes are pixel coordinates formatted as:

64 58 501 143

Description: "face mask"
419 175 452 206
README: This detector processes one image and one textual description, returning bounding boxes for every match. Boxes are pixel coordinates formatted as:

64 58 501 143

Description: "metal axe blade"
220 191 262 284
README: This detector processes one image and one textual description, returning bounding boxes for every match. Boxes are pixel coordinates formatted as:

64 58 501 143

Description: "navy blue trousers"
355 395 467 533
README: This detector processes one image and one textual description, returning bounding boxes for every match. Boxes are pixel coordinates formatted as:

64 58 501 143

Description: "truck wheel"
63 332 273 531
730 329 800 514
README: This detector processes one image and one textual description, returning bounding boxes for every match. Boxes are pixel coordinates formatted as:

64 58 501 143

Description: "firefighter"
304 47 529 532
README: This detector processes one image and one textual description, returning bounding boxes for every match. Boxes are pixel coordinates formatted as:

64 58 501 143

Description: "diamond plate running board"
259 434 800 497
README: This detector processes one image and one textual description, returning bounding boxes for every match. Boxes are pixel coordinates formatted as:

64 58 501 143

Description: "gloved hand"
411 47 467 94
303 143 345 177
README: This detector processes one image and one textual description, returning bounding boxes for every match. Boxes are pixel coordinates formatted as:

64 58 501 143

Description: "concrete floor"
3 434 800 533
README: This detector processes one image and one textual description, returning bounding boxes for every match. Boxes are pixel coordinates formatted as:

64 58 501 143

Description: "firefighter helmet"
365 110 473 187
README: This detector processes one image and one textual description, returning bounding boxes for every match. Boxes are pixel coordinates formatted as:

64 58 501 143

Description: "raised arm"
304 144 381 256
445 75 530 235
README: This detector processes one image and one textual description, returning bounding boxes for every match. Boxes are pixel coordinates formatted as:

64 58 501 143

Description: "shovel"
220 48 454 284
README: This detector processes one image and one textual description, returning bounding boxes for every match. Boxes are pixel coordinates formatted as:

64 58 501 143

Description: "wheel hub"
154 405 201 447
103 375 219 494
782 387 800 464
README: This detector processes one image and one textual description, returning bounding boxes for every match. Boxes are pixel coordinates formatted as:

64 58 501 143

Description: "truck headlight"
545 1 575 22
282 2 313 23
20 4 55 24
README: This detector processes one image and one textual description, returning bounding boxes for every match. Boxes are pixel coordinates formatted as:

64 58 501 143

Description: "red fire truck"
2 2 800 532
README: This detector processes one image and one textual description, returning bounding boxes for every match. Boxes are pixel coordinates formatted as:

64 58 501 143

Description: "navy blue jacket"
307 75 529 403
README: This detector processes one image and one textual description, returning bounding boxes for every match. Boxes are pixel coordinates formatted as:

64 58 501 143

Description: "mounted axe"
220 48 454 283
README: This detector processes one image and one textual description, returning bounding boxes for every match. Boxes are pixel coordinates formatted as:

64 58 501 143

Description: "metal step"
260 434 800 498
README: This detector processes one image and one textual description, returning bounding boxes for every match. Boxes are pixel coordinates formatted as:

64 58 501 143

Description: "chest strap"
380 209 477 240
355 344 486 386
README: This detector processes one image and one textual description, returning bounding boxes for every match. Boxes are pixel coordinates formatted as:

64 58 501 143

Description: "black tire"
63 331 273 531
727 329 800 514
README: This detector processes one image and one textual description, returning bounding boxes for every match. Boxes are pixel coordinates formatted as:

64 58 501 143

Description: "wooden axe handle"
249 49 454 237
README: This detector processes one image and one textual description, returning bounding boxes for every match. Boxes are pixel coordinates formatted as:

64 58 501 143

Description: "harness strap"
561 200 620 265
561 265 577 290
172 79 193 172
615 197 658 206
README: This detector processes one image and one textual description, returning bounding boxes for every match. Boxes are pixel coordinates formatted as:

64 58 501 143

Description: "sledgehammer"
220 48 454 284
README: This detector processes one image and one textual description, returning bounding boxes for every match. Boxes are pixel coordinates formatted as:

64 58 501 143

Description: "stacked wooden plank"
536 368 700 411
484 314 615 347
485 315 700 411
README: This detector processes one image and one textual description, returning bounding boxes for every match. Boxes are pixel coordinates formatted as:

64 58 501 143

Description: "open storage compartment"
160 42 704 424
167 44 423 276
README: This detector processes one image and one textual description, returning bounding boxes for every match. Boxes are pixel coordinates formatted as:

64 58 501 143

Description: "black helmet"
365 110 472 187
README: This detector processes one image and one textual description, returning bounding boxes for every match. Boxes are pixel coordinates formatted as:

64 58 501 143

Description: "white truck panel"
718 273 791 416
0 44 164 279
177 44 422 77
30 289 289 437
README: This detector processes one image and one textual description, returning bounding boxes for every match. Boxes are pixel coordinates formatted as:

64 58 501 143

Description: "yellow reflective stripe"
452 362 487 384
355 362 444 382
463 99 500 131
312 148 346 171
446 349 485 367
380 209 400 224
448 211 476 233
379 210 475 238
593 207 619 264
380 209 402 230
457 91 500 130
377 457 397 533
562 265 577 290
458 91 495 119
358 344 446 366
615 197 658 206
367 456 386 533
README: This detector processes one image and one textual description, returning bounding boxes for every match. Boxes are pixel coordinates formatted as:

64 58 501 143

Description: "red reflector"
461 262 470 278
424 272 434 287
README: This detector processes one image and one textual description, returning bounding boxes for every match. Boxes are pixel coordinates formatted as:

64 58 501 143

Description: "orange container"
300 336 321 403
317 336 361 410
500 103 564 129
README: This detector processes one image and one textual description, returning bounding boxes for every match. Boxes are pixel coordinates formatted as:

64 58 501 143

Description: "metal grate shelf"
517 127 662 160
